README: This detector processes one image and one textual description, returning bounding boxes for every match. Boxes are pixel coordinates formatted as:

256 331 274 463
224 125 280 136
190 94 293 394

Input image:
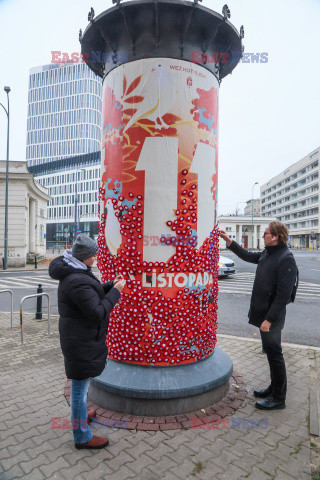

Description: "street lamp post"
74 172 78 239
251 181 258 249
1 86 11 270
74 168 85 239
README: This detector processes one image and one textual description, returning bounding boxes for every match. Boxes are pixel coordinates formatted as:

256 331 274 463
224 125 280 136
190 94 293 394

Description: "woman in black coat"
49 234 125 450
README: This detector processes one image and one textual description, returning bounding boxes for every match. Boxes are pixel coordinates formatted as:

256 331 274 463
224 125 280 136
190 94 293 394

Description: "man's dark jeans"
260 325 287 402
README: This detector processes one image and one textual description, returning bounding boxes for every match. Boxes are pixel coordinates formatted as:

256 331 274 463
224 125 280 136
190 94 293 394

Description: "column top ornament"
79 0 243 82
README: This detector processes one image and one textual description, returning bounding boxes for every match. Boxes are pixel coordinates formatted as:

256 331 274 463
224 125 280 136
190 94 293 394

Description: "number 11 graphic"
136 137 216 263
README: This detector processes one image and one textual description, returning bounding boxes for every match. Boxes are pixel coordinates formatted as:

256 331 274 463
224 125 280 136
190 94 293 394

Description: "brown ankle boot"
75 435 109 450
87 409 97 424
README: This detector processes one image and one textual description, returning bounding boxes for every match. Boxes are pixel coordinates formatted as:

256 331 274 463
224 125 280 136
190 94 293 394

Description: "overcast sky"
0 0 319 215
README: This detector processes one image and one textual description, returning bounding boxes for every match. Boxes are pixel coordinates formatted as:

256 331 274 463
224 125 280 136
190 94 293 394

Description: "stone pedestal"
89 347 232 416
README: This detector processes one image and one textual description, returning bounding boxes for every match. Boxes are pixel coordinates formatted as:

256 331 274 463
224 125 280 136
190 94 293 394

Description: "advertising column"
98 57 220 367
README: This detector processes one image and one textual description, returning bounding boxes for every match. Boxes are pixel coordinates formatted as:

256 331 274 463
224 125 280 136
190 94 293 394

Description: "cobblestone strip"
63 373 247 431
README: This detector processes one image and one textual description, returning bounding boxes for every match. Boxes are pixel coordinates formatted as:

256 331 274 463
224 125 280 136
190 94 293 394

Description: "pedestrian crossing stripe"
218 273 320 298
219 281 320 292
14 275 57 282
0 276 58 289
219 289 319 298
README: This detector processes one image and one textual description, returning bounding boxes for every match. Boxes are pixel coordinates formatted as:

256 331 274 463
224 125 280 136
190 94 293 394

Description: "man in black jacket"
220 221 297 410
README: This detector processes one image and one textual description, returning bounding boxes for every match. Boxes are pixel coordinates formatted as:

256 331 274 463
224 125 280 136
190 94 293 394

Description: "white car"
218 255 236 278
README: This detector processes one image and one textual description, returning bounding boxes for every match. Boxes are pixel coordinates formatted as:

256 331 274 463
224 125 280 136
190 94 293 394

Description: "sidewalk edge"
310 352 320 437
217 333 320 352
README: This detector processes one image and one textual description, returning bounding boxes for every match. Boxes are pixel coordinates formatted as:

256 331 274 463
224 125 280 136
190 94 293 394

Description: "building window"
40 225 44 245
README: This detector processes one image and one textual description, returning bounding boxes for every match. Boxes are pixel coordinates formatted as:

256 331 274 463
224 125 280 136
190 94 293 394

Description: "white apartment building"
260 147 319 248
244 198 260 216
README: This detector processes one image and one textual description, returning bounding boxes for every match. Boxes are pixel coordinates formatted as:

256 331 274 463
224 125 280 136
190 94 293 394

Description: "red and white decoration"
97 58 220 366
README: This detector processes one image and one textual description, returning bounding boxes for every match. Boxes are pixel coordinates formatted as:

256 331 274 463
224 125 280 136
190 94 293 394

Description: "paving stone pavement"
0 313 317 480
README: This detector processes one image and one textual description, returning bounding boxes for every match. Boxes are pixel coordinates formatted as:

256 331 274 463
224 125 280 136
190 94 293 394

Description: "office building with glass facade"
27 62 102 166
28 152 101 244
26 62 102 242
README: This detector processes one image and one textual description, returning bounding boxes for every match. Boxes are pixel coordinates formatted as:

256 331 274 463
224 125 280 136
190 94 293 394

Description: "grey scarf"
63 250 88 270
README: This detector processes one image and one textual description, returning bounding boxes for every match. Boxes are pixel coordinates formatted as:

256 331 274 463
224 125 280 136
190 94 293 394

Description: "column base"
88 347 233 416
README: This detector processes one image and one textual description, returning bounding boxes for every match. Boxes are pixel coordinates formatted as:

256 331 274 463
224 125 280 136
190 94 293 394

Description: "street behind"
0 250 319 347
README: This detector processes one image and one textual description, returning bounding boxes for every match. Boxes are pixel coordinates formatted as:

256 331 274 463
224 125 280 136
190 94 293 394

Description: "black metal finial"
240 25 245 39
79 29 83 41
222 4 231 20
112 0 121 4
88 7 95 22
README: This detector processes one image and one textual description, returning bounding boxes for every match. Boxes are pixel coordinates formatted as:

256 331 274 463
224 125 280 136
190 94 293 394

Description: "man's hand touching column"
219 230 233 246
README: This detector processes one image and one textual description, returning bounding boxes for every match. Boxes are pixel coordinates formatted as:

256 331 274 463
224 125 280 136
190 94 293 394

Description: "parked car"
218 255 236 278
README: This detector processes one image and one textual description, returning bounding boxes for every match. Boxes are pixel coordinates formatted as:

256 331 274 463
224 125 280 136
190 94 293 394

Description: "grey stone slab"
90 347 233 398
89 348 233 415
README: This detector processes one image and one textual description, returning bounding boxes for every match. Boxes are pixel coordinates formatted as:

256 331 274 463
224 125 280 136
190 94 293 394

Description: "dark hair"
269 221 289 245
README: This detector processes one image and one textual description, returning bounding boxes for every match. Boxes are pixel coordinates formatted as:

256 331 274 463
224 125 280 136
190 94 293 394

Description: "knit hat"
72 234 98 261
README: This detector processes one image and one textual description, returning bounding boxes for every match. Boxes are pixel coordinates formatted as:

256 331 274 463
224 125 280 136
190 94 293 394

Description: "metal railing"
46 241 68 254
20 293 51 345
0 289 13 328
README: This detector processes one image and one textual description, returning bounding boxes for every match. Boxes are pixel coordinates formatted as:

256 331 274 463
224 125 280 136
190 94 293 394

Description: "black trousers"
260 326 287 402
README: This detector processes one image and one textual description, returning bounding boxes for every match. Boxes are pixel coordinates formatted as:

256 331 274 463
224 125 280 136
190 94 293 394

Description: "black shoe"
255 397 286 410
254 386 272 398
